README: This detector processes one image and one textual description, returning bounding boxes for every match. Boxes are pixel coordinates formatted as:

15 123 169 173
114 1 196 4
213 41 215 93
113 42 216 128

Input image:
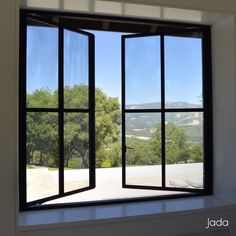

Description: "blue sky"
27 26 202 105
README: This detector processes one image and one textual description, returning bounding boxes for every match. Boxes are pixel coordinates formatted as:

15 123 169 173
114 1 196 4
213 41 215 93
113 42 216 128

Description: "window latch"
125 145 134 152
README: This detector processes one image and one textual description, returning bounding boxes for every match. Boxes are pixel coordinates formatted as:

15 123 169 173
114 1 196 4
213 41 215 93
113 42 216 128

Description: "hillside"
126 101 201 109
126 102 203 143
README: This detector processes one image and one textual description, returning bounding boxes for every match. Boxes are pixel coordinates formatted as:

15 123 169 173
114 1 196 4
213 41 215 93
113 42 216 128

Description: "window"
19 10 213 210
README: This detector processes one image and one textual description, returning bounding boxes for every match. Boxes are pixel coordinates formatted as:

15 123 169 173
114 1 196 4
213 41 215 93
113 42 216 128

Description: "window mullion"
19 12 27 210
160 34 166 188
121 35 126 188
58 25 64 195
88 34 96 188
202 28 213 194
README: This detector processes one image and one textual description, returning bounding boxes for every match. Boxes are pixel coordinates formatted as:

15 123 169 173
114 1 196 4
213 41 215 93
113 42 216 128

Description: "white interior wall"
101 0 236 14
0 0 18 236
20 0 236 14
212 16 236 204
20 0 230 25
0 0 236 236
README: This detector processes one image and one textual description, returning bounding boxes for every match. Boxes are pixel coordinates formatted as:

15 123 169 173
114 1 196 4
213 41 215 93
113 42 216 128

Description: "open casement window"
20 10 213 211
19 14 95 210
121 30 212 193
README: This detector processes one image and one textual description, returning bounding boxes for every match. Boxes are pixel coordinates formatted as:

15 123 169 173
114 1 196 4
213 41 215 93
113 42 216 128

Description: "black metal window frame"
19 12 96 211
121 30 212 193
19 9 213 211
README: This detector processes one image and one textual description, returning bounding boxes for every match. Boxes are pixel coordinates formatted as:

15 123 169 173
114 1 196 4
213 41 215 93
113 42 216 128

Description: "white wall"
1 0 236 236
103 0 236 13
0 0 17 236
212 16 236 204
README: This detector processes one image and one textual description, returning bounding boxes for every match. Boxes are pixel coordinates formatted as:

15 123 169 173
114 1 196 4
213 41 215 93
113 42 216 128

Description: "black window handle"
125 145 134 152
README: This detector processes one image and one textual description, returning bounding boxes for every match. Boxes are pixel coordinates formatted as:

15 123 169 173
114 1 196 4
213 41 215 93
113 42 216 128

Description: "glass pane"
27 25 58 108
125 36 161 109
64 30 89 109
125 113 162 186
165 36 203 108
64 113 90 192
26 112 59 202
165 112 203 189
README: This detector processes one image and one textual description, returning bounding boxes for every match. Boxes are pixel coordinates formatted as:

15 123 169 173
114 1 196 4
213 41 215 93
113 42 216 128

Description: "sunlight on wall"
24 0 202 21
26 0 60 9
124 3 161 18
163 8 202 22
95 1 123 14
22 0 230 24
64 0 91 12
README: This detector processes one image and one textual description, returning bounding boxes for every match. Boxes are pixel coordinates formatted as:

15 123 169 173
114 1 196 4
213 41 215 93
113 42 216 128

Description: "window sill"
18 196 235 231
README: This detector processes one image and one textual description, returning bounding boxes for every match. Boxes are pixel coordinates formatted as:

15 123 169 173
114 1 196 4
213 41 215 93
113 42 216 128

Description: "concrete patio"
27 163 203 204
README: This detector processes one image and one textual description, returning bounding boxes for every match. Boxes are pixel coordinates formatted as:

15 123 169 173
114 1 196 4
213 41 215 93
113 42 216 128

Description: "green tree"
64 113 89 168
95 88 120 167
126 138 160 166
64 85 88 108
108 143 122 167
150 123 191 164
187 143 203 163
26 86 120 168
27 112 58 167
26 87 203 168
27 88 56 108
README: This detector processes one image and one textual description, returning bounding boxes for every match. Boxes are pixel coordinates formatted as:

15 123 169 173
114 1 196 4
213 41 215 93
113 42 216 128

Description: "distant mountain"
125 102 203 143
126 101 201 109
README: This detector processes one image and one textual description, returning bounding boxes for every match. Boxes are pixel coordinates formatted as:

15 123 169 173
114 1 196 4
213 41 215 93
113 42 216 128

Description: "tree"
108 143 122 167
27 112 58 167
26 85 120 168
187 143 203 163
151 123 189 164
64 113 89 168
95 88 120 167
27 88 56 108
64 85 88 108
126 138 160 166
27 88 58 167
26 87 202 169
